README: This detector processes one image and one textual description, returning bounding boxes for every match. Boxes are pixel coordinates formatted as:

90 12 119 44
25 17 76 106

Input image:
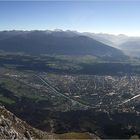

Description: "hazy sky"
0 1 140 36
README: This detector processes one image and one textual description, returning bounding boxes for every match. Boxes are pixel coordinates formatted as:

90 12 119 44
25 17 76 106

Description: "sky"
0 1 140 36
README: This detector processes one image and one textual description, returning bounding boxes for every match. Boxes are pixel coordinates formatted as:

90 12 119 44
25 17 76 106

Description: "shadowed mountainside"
0 31 126 60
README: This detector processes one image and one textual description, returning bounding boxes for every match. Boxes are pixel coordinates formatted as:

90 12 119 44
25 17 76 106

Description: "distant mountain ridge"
83 32 140 57
0 30 126 60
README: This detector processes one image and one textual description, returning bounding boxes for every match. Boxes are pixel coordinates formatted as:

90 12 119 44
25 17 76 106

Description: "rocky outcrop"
0 106 48 139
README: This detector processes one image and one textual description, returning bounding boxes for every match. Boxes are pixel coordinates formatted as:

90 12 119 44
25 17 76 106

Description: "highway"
34 74 94 109
118 85 140 106
119 93 140 106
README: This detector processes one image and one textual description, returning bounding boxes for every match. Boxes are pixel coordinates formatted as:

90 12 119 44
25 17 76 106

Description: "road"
34 74 94 109
119 93 140 106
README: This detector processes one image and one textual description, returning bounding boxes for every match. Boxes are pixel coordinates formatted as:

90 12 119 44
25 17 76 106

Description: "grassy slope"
54 132 99 139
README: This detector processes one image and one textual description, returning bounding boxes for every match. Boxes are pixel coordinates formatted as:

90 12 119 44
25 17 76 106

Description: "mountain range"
1 30 140 60
0 30 126 61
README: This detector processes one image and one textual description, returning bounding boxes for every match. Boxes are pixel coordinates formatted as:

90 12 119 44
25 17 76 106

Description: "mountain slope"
0 105 100 139
119 40 140 57
82 32 140 57
0 105 48 139
82 32 128 48
0 31 126 60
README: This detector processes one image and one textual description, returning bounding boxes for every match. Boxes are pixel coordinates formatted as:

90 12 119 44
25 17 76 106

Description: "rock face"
0 114 22 139
0 106 47 139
